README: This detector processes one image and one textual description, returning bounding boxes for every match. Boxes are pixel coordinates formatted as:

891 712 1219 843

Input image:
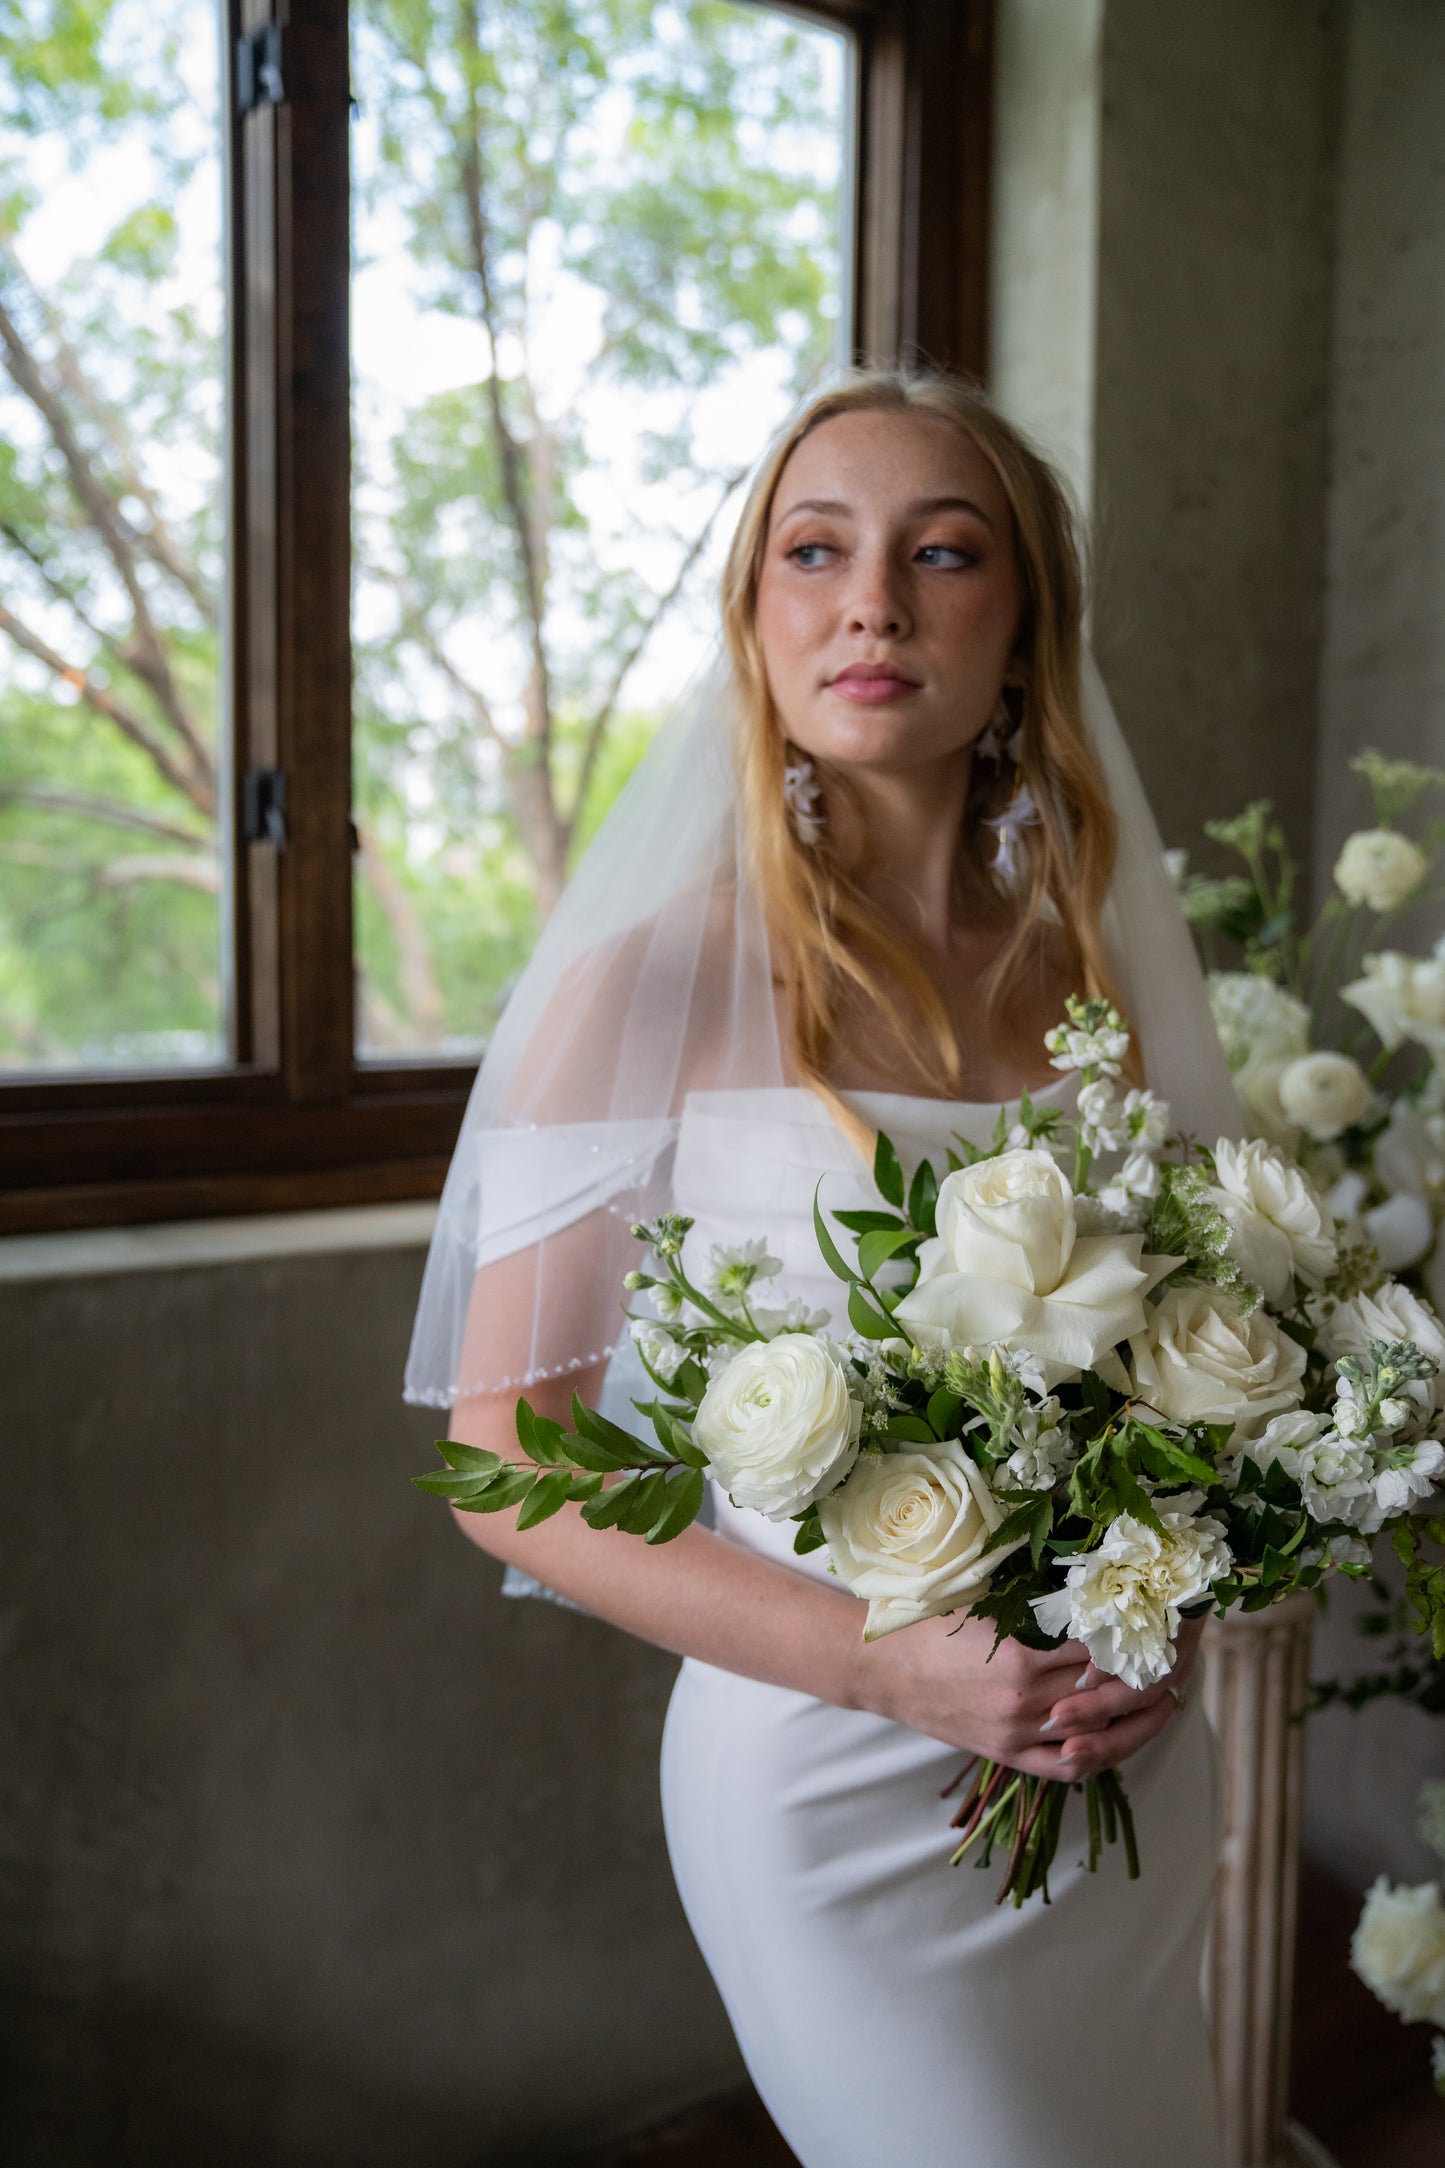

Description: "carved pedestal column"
1202 1596 1335 2168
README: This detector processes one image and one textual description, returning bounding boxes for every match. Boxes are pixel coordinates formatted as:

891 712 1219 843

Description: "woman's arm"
445 1365 1196 1781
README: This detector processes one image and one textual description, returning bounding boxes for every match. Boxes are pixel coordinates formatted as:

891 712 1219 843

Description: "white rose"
1322 1281 1445 1407
1352 1877 1445 2028
1031 1492 1232 1690
818 1440 1027 1641
1205 1138 1338 1303
1334 828 1428 913
1276 1052 1373 1143
1208 972 1310 1070
894 1148 1174 1386
1342 952 1445 1056
1129 1286 1307 1438
1363 1192 1435 1272
694 1332 861 1520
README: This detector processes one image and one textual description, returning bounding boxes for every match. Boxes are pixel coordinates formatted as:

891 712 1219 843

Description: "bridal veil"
403 650 1239 1410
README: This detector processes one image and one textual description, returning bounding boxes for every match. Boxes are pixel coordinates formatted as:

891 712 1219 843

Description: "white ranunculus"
893 1148 1175 1386
1334 828 1428 912
1031 1492 1232 1690
1375 1101 1445 1201
1236 1056 1303 1151
1352 1877 1445 2028
1363 1192 1436 1272
1325 1170 1370 1224
1276 1051 1373 1143
694 1332 861 1520
1342 951 1445 1056
818 1439 1026 1641
1205 1138 1338 1303
1322 1281 1445 1407
1129 1285 1307 1438
1208 972 1311 1071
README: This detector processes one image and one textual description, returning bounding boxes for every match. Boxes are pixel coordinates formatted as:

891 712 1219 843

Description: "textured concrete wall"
1088 0 1344 865
0 1241 737 2168
1313 0 1445 883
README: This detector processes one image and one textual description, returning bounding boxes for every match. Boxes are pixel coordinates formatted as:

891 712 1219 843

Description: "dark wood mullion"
273 0 354 1104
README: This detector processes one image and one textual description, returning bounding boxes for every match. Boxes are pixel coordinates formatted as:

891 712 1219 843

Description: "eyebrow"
774 493 996 533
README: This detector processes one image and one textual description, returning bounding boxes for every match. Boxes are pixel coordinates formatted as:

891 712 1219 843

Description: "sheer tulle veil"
403 648 1239 1410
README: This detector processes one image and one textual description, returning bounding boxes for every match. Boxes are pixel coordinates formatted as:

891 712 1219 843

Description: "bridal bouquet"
416 996 1445 1906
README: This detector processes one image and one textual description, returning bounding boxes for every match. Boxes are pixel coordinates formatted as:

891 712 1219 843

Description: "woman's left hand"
1036 1615 1209 1781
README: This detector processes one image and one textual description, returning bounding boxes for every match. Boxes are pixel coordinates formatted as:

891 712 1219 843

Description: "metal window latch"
236 24 284 117
243 767 287 848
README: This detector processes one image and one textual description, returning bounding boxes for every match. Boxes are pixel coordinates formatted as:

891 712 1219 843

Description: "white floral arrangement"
416 997 1445 1907
1351 1779 1445 2100
1176 753 1445 1297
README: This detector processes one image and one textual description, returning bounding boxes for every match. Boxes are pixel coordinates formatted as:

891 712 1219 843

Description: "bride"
405 371 1237 2167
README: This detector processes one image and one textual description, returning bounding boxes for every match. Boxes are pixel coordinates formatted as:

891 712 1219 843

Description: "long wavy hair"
722 368 1124 1104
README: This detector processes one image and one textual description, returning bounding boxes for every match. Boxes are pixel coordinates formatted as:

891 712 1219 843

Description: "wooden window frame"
0 0 994 1235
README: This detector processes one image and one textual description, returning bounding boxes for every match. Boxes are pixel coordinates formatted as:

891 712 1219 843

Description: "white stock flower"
647 1281 685 1322
1300 1531 1373 1569
1204 1138 1338 1303
1251 1413 1376 1526
1130 1286 1307 1439
818 1439 1027 1640
1322 1282 1445 1407
1030 1492 1232 1690
1276 1052 1373 1143
1342 950 1445 1056
630 1318 689 1383
1122 1088 1172 1152
749 1293 831 1338
1003 1409 1078 1492
1208 972 1311 1072
1334 828 1428 913
1078 1078 1129 1152
694 1332 861 1520
1352 1878 1445 2028
893 1148 1174 1386
1046 1021 1130 1077
1370 1438 1445 1525
704 1238 783 1301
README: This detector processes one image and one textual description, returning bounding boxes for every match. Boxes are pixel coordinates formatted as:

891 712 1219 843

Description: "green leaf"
645 1466 706 1544
571 1392 666 1463
833 1209 906 1234
873 1130 905 1209
437 1439 502 1474
516 1401 569 1466
812 1182 858 1285
412 1469 502 1499
883 1415 936 1444
926 1388 964 1438
580 1472 645 1530
455 1465 536 1514
516 1468 574 1529
793 1511 826 1555
856 1226 920 1280
560 1432 634 1474
565 1471 605 1503
614 1467 670 1534
846 1283 897 1340
907 1155 939 1237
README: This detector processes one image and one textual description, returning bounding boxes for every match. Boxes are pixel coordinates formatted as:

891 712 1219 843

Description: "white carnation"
1352 1877 1445 2028
819 1440 1027 1641
1130 1285 1307 1440
1204 1137 1338 1303
1334 828 1427 912
694 1332 861 1519
1030 1492 1232 1690
1276 1051 1373 1142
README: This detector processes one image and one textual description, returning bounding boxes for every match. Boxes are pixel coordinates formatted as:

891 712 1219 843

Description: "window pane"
351 0 853 1060
0 0 227 1074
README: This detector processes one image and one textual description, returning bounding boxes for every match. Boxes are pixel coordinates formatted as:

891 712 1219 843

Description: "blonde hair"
722 368 1124 1109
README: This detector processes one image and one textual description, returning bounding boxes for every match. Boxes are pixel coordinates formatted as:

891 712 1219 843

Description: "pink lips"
827 662 922 706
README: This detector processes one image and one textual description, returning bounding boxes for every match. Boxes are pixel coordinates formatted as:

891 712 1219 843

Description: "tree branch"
0 271 216 794
0 598 215 817
565 462 751 845
1 784 209 848
96 852 220 893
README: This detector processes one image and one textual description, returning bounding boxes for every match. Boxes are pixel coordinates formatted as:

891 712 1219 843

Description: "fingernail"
1075 1669 1092 1691
1039 1716 1060 1735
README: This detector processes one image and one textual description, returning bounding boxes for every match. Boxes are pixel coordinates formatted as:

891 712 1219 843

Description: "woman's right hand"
851 1611 1188 1781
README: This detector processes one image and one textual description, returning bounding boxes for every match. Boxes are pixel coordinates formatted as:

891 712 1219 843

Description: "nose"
845 548 911 640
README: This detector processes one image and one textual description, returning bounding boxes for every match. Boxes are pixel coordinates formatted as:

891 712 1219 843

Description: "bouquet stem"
945 1760 1140 1907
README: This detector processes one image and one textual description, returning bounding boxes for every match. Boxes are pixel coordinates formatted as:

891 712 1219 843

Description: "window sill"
0 1199 437 1285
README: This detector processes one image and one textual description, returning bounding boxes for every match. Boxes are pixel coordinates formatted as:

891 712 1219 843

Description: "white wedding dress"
620 1081 1226 2168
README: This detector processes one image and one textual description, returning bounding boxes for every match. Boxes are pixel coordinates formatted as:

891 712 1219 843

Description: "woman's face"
754 407 1026 776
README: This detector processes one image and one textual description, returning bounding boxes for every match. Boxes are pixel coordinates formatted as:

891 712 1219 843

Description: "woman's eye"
916 543 977 569
786 541 834 568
